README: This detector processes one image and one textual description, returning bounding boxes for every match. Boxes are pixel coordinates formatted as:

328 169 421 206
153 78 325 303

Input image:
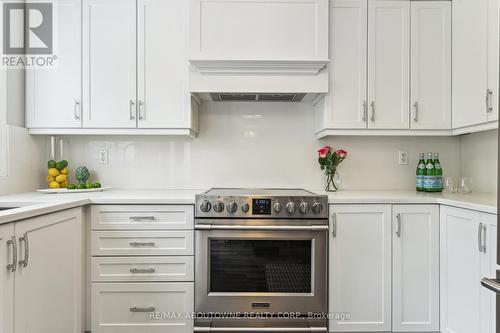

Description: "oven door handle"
194 327 327 332
194 225 329 231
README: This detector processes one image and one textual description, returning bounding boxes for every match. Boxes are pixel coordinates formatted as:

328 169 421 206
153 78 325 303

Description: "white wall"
0 69 45 196
63 102 462 191
460 129 498 193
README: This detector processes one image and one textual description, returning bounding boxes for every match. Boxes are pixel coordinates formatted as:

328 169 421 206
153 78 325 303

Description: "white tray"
37 187 111 194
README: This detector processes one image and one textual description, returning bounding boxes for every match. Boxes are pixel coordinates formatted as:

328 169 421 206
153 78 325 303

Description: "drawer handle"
129 216 156 221
129 242 155 247
130 268 156 274
130 306 155 313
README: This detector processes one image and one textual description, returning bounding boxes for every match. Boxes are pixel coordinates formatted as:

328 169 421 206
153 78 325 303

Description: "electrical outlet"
98 149 108 165
398 151 409 165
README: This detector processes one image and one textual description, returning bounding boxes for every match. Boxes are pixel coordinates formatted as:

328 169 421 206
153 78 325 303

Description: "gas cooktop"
195 188 328 219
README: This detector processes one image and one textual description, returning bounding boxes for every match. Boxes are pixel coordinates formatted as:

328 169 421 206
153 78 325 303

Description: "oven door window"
209 239 312 293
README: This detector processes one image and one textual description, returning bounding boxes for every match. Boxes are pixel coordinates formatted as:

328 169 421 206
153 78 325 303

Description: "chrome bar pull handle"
18 233 29 268
487 89 494 113
129 216 155 221
74 100 81 120
7 236 17 272
138 100 145 120
130 99 136 120
413 102 419 122
370 101 375 122
362 101 367 122
129 242 155 247
130 306 155 313
332 213 337 238
478 223 483 253
130 268 156 274
396 213 402 237
482 224 487 253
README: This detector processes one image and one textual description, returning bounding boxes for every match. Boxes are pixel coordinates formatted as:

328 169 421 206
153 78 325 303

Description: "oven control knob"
274 202 283 213
286 201 297 214
312 202 323 214
241 202 250 213
199 200 212 213
213 200 225 213
226 201 238 214
299 201 310 214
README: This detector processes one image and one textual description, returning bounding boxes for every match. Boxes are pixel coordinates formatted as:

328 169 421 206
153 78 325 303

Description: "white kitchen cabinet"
392 205 439 332
0 223 14 333
14 208 83 333
26 0 82 129
92 282 194 333
452 0 499 129
329 204 392 332
367 1 410 130
318 0 368 130
137 0 194 129
83 0 137 128
410 2 451 130
440 206 497 333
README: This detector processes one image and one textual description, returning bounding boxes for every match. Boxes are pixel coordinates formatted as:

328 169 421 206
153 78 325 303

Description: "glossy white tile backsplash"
62 102 463 191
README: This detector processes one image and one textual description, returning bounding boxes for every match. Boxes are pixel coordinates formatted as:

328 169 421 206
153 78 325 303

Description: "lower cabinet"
440 206 497 333
329 204 439 332
91 282 194 333
0 208 83 333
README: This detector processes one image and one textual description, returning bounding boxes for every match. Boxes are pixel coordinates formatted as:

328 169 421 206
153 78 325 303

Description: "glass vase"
324 169 341 192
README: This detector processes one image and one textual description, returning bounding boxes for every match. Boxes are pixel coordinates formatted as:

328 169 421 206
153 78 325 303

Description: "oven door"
195 224 327 314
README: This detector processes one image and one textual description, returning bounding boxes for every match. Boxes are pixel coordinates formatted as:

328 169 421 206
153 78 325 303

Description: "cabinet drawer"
91 231 193 256
91 283 193 333
91 205 194 230
92 256 194 282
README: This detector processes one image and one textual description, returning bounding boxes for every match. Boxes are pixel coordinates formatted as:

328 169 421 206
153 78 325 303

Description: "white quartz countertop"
0 189 496 225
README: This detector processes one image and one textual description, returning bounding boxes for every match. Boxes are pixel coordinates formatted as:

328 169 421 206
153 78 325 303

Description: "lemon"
49 181 61 189
48 168 61 177
61 167 68 175
61 182 67 188
47 176 55 182
55 174 67 183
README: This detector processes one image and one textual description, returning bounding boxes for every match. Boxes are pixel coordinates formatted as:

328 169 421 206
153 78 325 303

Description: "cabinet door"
0 224 14 333
325 0 367 129
367 0 410 129
487 0 499 122
26 0 82 128
452 0 489 128
14 208 83 333
392 205 439 332
137 0 191 129
440 206 489 333
83 0 137 128
480 213 497 333
410 2 451 130
329 204 392 332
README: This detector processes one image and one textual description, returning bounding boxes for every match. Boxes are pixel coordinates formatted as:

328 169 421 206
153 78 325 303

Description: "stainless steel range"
194 188 328 332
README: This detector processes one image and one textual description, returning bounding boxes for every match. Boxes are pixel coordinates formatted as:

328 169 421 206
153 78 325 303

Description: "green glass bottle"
416 153 426 191
424 152 436 192
434 153 443 192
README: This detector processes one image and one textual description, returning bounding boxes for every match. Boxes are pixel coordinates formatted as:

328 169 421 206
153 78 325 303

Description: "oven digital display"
252 198 272 215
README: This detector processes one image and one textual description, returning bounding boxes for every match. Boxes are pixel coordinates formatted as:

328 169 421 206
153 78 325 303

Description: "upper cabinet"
26 0 82 128
452 0 499 132
83 0 137 129
316 0 452 137
410 1 451 130
27 0 199 136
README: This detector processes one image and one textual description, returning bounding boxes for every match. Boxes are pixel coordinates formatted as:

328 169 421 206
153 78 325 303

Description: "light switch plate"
398 151 409 165
98 149 108 165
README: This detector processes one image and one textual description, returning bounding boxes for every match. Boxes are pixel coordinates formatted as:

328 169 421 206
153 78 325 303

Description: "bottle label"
435 163 441 169
426 164 434 170
418 164 425 170
435 176 443 190
424 176 436 190
416 175 424 189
